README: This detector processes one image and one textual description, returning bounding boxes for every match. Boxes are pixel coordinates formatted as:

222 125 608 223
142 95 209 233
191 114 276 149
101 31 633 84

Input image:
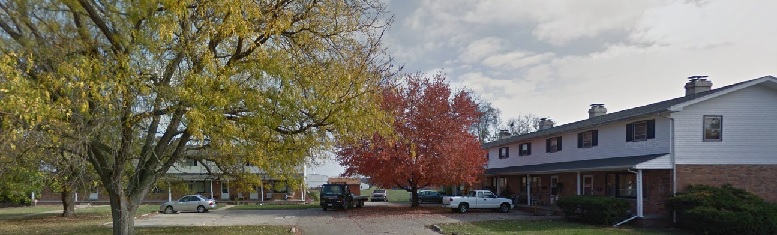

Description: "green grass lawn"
360 187 418 202
435 220 687 235
0 205 291 235
228 204 319 210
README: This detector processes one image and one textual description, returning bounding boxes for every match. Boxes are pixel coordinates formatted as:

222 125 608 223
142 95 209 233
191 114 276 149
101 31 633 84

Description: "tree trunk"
108 191 137 235
60 189 76 217
410 185 419 207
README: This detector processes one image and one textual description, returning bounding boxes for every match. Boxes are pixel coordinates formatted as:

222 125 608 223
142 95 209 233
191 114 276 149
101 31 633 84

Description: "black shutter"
505 147 509 158
626 123 634 142
592 130 599 146
518 145 523 156
546 139 551 153
577 132 583 148
647 119 656 139
557 137 562 151
486 152 490 160
527 143 531 155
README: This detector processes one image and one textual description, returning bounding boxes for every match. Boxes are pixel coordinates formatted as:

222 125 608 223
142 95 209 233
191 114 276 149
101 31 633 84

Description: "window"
546 136 562 153
189 181 207 193
182 158 198 166
605 173 640 198
577 130 598 148
519 143 531 156
498 147 510 159
703 115 722 141
626 119 655 142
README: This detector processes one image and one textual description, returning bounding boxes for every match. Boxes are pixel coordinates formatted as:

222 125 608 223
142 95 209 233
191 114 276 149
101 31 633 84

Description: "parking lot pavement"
134 202 543 235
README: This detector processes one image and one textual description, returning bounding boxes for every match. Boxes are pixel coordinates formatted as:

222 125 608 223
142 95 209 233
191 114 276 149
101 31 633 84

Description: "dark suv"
370 189 388 202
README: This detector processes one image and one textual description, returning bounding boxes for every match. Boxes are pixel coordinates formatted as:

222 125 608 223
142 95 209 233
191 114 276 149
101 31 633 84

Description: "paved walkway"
133 202 560 235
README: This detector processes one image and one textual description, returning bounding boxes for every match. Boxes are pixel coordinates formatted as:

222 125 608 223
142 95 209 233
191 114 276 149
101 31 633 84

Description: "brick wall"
676 164 777 203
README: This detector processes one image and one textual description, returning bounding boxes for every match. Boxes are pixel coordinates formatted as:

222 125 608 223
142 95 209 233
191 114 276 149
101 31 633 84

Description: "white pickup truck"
443 190 513 213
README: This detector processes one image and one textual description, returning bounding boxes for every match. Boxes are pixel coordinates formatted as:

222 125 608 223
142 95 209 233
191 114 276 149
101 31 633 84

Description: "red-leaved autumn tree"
336 72 487 207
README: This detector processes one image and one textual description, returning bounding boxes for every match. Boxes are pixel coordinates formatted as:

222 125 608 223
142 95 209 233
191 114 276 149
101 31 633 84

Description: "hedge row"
556 195 630 225
668 184 777 235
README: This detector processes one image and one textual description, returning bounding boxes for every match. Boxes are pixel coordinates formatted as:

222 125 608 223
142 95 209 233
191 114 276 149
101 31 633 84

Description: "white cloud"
482 51 555 70
384 0 777 126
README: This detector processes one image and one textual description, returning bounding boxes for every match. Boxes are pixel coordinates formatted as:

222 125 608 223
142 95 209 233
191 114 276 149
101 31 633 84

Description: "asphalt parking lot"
134 202 547 235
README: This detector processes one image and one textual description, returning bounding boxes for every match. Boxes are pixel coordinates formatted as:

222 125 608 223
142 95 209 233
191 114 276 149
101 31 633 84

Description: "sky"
308 0 777 177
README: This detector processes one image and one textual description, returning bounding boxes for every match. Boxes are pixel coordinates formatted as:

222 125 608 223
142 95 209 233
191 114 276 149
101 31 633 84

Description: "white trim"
669 77 777 112
636 169 644 217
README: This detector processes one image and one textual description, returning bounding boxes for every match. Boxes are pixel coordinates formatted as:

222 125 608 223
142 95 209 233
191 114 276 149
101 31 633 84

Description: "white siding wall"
487 116 671 168
672 85 777 164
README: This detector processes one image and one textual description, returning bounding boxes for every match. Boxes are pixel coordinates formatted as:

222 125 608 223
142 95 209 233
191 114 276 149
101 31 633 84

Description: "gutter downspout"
615 168 643 227
670 117 677 223
576 172 581 195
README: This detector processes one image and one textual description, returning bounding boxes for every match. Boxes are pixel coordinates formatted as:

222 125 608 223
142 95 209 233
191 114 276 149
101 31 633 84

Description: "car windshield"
321 185 343 195
373 190 385 193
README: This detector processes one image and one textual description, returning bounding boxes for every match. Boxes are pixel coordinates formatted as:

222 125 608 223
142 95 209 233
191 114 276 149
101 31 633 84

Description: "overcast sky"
310 0 777 177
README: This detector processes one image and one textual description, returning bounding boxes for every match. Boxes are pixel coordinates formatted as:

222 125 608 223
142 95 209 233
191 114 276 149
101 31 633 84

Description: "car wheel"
197 205 206 213
458 203 469 213
417 198 422 205
342 202 348 211
164 206 174 214
499 203 511 213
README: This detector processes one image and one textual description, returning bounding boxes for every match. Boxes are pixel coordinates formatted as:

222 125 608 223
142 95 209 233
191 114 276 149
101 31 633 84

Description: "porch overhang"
485 153 671 175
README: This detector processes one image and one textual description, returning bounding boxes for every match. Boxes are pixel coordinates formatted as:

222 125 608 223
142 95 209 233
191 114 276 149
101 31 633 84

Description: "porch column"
168 186 172 202
210 180 213 198
637 169 644 217
526 174 531 205
260 185 264 202
576 172 581 195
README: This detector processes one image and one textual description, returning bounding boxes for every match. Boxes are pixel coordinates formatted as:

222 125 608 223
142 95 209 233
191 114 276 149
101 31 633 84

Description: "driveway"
134 202 554 235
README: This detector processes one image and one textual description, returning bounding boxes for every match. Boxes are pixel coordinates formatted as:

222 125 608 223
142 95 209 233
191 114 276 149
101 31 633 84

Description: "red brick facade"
485 169 673 216
676 164 777 203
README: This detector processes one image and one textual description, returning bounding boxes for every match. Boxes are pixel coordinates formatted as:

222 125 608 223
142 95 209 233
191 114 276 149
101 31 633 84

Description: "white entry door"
221 182 230 200
250 186 259 200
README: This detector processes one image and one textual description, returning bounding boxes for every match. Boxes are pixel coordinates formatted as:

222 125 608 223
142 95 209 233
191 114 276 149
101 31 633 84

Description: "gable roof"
483 76 777 148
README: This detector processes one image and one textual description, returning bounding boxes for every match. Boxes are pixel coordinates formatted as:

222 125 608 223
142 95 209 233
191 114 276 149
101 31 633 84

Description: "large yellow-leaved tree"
0 0 392 234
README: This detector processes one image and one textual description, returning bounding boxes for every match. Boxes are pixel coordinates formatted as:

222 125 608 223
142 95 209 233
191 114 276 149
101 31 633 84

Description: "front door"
550 176 559 204
583 175 594 195
221 182 230 200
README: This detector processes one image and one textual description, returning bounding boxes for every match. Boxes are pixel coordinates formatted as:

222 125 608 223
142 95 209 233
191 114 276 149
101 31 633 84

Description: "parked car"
443 190 512 213
370 189 388 202
160 195 217 214
412 190 443 204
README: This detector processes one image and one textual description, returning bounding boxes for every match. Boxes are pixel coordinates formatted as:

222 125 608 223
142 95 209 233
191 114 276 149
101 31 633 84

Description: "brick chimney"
685 76 712 96
588 104 607 118
498 129 511 140
538 118 554 130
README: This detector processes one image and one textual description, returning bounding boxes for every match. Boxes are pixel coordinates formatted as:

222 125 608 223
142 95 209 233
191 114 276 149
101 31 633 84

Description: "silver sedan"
160 195 217 214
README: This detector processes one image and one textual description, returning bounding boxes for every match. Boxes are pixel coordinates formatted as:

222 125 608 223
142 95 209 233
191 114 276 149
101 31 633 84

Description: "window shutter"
592 130 599 146
527 143 531 155
557 137 562 151
505 147 509 158
577 132 583 148
626 123 634 142
518 145 523 156
546 139 551 153
486 152 490 160
647 119 656 139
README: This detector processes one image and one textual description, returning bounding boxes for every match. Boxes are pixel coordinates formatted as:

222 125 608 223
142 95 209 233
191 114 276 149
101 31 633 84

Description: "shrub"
556 195 630 225
668 184 777 235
